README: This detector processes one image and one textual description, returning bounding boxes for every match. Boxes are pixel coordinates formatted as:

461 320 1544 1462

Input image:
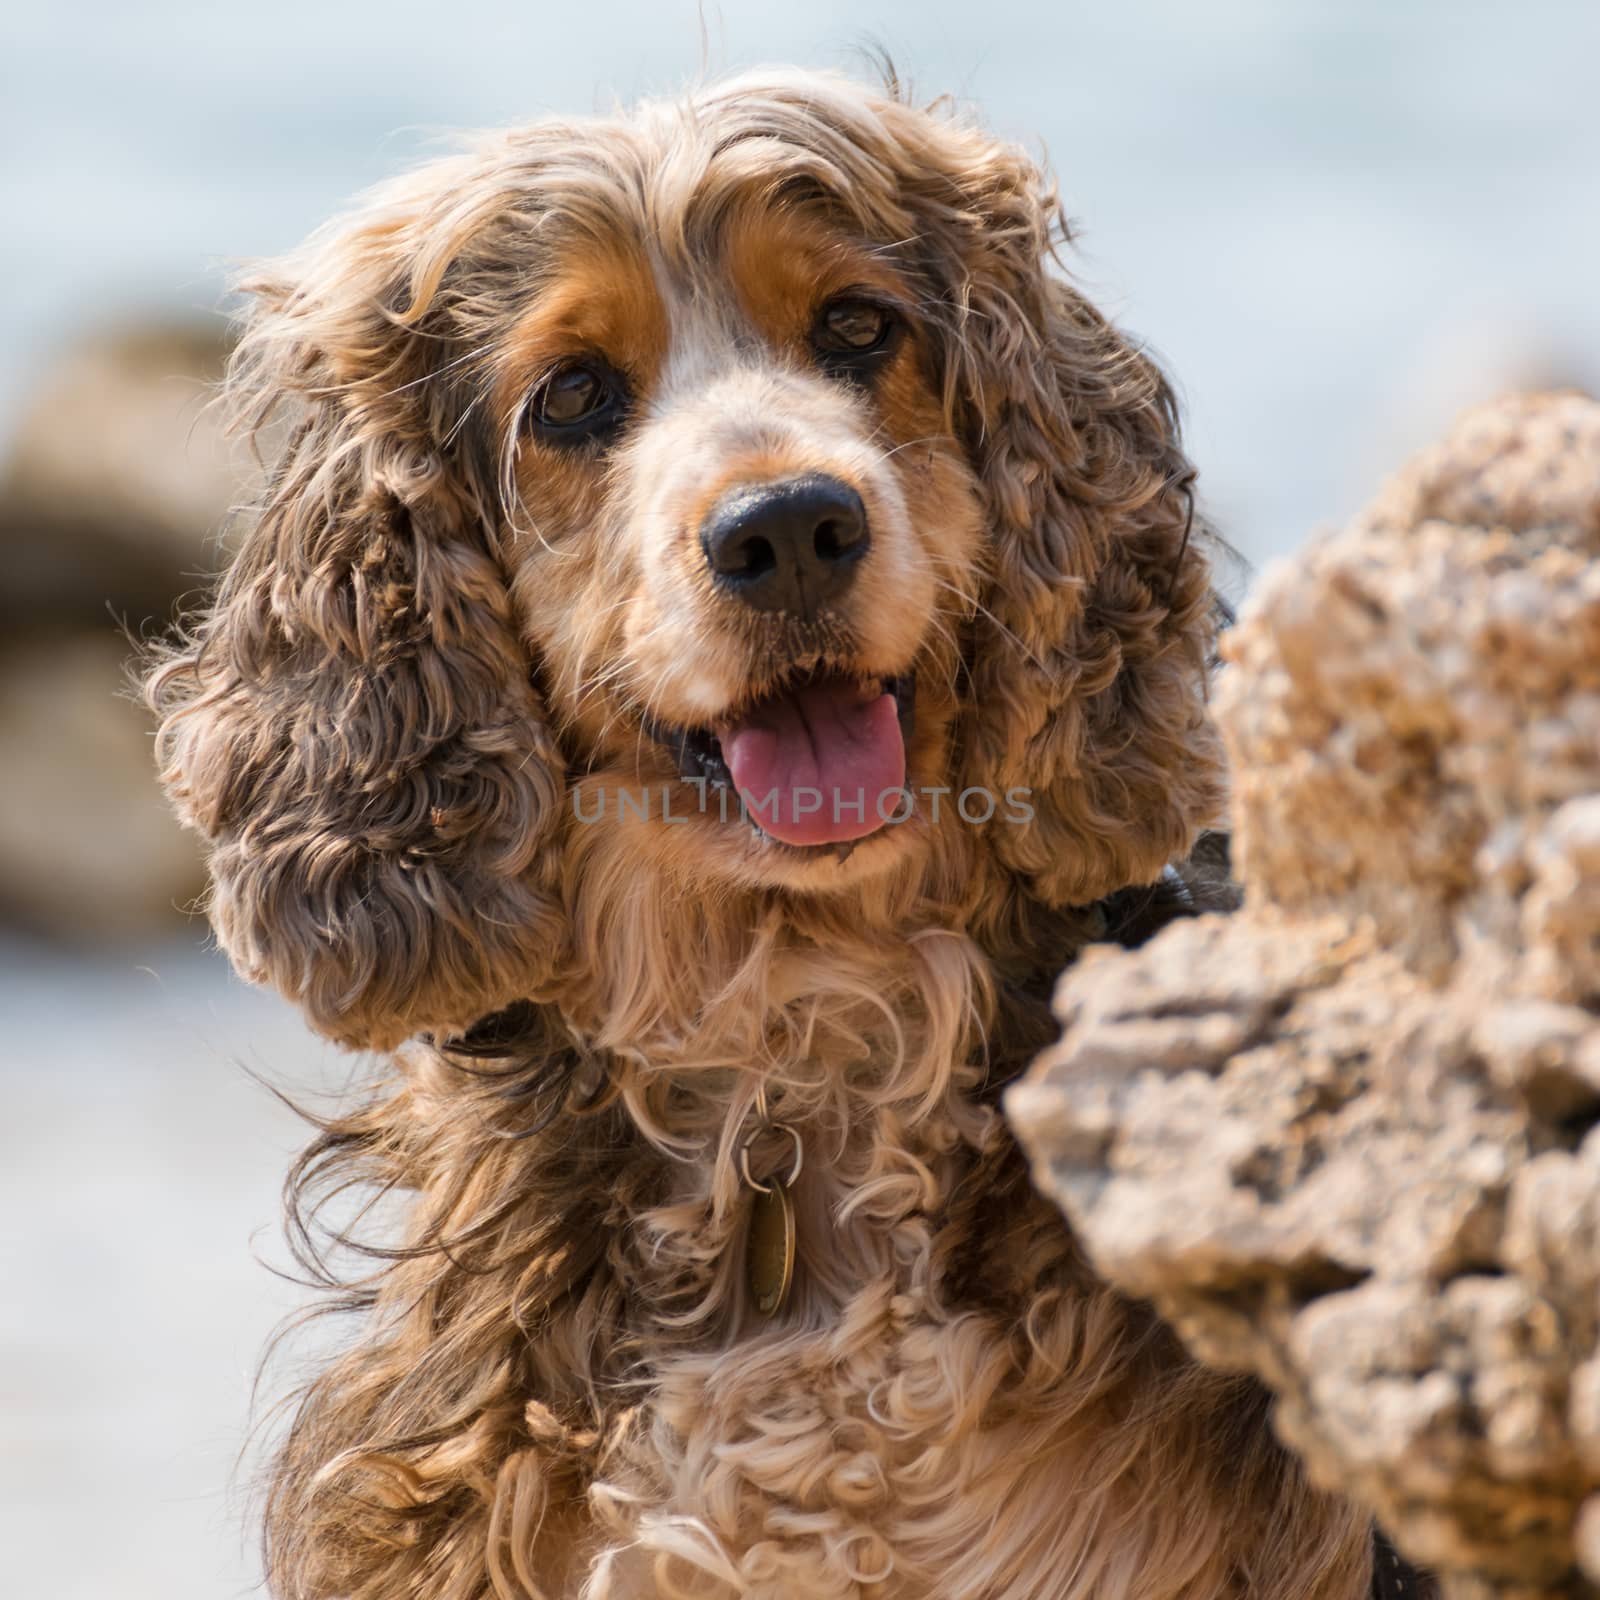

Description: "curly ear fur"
146 177 565 1050
876 97 1226 904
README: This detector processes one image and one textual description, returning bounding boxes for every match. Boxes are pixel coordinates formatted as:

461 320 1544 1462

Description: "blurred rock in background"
0 319 244 941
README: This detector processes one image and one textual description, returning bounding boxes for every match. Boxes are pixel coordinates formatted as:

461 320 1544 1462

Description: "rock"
1007 393 1600 1598
0 630 206 940
0 319 249 939
0 319 243 626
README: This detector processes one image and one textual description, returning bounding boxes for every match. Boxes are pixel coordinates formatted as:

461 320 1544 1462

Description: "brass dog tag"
746 1178 796 1316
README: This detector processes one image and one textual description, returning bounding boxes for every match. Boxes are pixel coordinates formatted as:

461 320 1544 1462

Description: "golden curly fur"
147 69 1376 1600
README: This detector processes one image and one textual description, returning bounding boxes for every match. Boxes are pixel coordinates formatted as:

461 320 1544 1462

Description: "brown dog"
149 68 1381 1600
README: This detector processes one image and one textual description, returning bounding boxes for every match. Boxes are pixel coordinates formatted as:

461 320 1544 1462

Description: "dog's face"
499 197 983 892
150 72 1224 1046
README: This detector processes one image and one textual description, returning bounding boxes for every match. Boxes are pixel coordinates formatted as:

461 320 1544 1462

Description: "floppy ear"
890 103 1226 905
147 176 565 1050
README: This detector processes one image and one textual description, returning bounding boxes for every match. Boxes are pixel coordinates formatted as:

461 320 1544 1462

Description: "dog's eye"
814 299 895 356
530 361 623 434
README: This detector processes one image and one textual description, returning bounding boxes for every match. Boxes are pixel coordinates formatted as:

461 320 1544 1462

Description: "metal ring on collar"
739 1121 804 1195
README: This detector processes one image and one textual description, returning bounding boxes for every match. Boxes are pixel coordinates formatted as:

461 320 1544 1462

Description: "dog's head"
149 71 1224 1049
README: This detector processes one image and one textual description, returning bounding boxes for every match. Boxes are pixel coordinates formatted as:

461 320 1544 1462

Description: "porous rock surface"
1007 393 1600 1599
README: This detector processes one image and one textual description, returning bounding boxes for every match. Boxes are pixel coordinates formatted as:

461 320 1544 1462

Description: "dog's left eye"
813 299 897 359
529 360 624 436
811 297 903 386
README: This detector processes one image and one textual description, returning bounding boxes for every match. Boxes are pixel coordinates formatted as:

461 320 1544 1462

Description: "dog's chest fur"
554 1009 1372 1600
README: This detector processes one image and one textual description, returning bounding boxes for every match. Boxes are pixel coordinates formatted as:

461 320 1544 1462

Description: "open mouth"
645 669 916 849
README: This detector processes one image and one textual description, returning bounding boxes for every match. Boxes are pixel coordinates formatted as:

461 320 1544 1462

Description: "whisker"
374 341 492 403
929 574 1045 671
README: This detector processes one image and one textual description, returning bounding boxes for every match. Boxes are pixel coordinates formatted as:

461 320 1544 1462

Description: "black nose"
701 474 869 617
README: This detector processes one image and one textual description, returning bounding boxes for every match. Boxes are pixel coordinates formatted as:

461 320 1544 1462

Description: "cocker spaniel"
148 68 1402 1600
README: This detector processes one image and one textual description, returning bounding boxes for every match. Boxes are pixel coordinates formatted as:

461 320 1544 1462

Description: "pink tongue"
719 679 906 846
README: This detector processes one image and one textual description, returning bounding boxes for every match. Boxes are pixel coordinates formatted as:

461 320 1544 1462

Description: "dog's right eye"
529 360 625 437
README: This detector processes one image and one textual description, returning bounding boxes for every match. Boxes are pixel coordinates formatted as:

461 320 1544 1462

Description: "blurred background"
1 2 1596 1596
